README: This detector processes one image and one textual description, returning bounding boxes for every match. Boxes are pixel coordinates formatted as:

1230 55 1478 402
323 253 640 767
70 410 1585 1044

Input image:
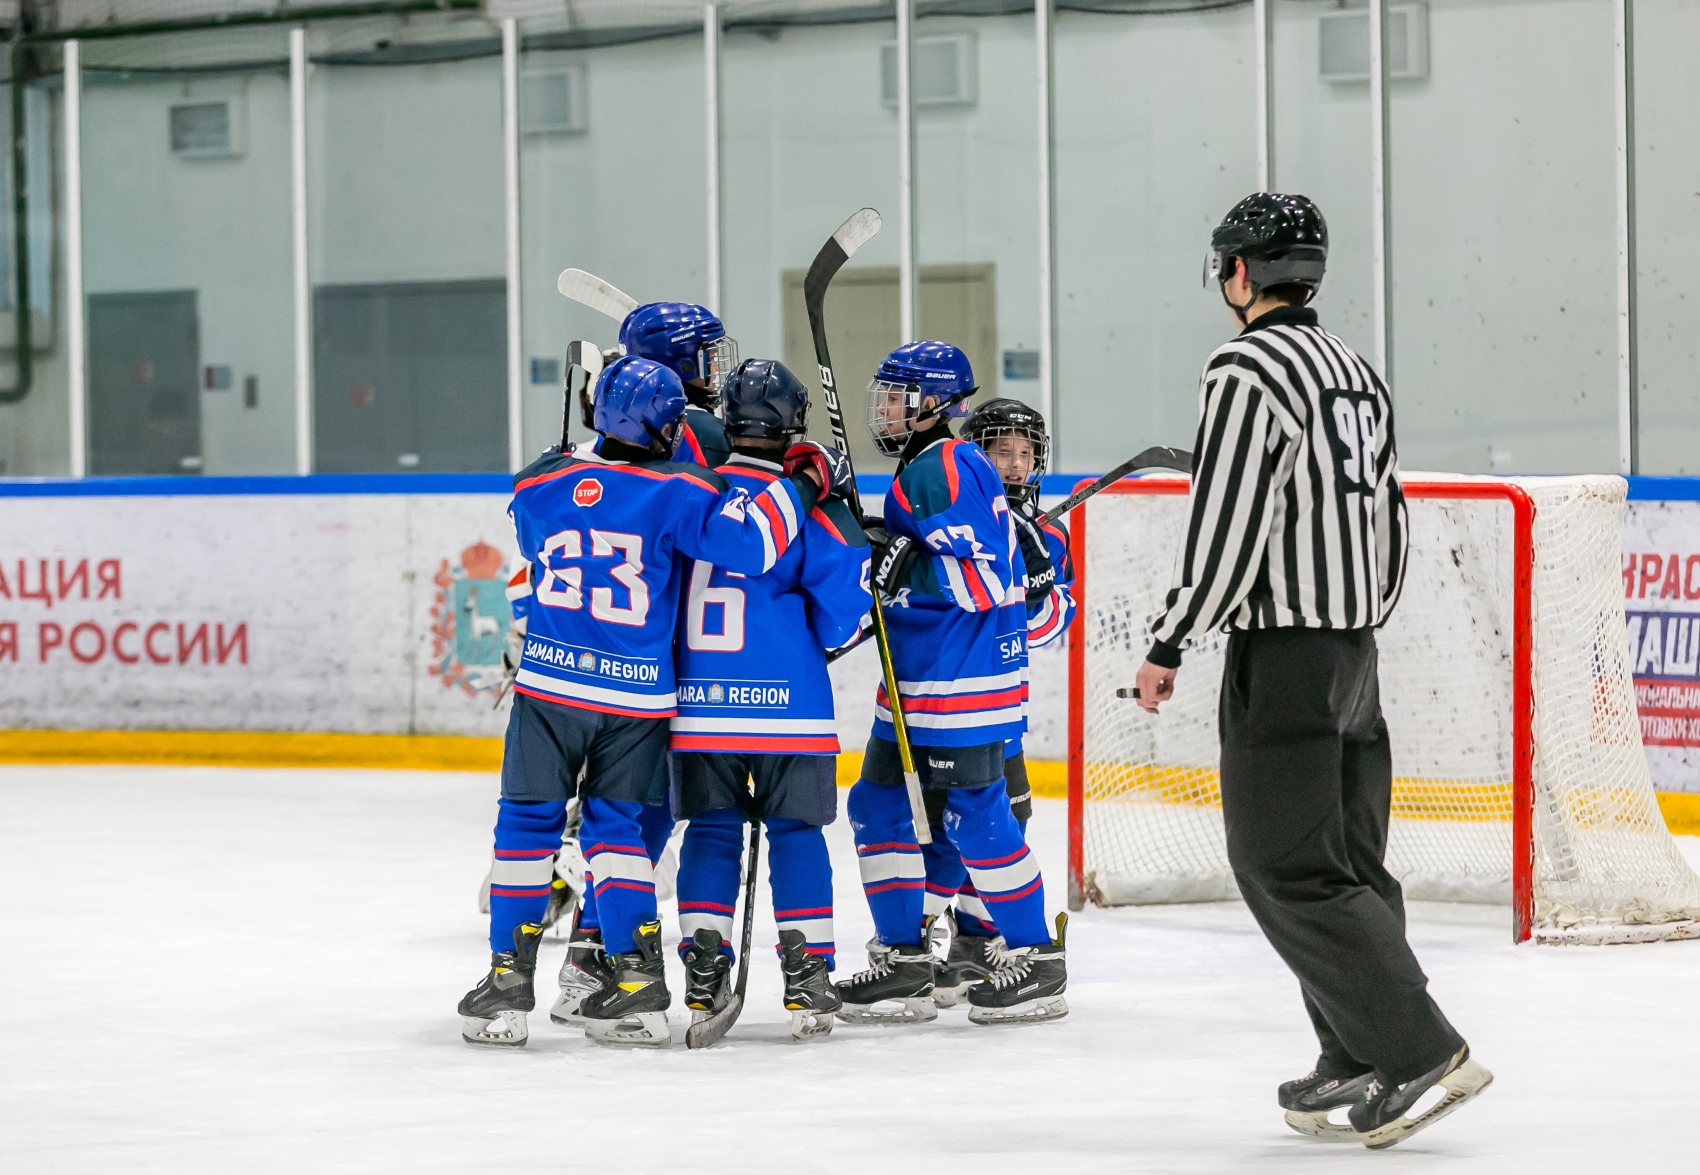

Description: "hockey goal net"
1066 474 1700 944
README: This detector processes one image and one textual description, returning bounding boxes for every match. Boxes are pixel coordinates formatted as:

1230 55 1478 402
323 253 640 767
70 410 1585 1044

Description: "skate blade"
835 996 937 1025
788 1008 836 1040
1361 1059 1494 1151
967 993 1068 1025
584 1010 672 1048
1284 1109 1357 1141
460 1010 528 1048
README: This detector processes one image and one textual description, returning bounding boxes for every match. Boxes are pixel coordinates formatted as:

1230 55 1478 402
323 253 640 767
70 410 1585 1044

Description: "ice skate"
778 929 841 1039
1350 1045 1493 1150
458 922 544 1048
1278 1067 1377 1140
681 928 734 1025
582 919 672 1048
834 935 936 1025
549 909 612 1026
933 915 1005 1008
967 912 1067 1025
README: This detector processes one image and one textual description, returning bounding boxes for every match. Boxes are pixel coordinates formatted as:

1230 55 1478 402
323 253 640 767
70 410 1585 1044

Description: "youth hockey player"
457 354 850 1049
546 300 741 1023
669 359 872 1039
838 341 1068 1027
1131 193 1490 1147
917 397 1075 1004
619 301 737 469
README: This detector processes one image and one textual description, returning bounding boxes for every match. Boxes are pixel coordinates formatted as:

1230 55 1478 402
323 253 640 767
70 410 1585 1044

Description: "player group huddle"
459 299 1074 1050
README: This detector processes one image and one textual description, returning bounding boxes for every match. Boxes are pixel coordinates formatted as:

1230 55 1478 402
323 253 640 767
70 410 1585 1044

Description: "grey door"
313 279 507 474
87 290 201 476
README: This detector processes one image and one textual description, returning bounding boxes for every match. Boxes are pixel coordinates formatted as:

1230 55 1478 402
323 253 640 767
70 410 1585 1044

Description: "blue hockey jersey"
674 405 731 470
874 436 1028 748
671 455 872 754
506 442 810 717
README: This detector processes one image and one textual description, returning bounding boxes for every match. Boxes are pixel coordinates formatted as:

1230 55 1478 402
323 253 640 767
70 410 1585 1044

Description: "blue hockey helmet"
721 359 810 442
618 302 739 405
865 340 977 457
592 355 687 451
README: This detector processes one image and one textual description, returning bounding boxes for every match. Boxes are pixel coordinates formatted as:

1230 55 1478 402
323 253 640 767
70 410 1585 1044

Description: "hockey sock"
676 809 743 960
766 817 835 971
488 798 569 952
953 879 1000 937
944 782 1049 948
579 798 660 954
921 821 967 922
847 779 925 946
580 795 674 936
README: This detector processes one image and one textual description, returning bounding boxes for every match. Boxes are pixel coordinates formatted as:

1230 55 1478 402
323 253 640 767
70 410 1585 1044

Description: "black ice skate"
681 929 734 1025
933 914 1005 1008
1278 1067 1378 1140
458 922 545 1048
1349 1045 1493 1150
581 919 672 1048
549 908 612 1026
967 912 1068 1025
835 920 937 1026
778 929 841 1039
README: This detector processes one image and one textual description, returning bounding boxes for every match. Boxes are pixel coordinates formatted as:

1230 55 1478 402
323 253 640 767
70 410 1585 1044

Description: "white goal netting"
1073 474 1700 944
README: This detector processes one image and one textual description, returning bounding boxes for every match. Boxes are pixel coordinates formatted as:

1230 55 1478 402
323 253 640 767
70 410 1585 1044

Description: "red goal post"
1066 476 1538 941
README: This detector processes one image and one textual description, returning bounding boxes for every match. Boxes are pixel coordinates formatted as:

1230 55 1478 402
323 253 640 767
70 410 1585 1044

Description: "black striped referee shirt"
1146 305 1409 668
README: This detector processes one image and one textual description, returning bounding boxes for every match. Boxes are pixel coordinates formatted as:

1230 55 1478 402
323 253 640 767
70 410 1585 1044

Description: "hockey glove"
869 531 922 596
782 441 856 503
1014 514 1057 606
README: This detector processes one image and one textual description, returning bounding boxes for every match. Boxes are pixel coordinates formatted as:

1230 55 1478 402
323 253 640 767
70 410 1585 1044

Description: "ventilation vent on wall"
880 34 978 107
521 66 588 135
170 96 246 158
1319 3 1429 83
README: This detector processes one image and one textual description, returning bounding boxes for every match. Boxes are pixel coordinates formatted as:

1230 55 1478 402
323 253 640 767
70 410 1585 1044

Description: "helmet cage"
865 378 924 457
971 423 1049 506
696 336 739 404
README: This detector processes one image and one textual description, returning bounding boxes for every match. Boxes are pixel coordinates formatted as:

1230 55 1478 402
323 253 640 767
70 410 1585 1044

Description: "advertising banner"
1621 499 1700 792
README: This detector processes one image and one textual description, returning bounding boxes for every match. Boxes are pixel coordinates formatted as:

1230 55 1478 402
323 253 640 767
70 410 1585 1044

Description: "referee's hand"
1133 660 1176 715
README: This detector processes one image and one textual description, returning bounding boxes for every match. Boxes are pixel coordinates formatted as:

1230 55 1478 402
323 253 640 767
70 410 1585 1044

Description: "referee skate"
8 6 1700 1166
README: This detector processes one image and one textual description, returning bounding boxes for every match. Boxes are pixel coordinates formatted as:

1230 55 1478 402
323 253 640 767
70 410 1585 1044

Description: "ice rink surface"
4 765 1698 1174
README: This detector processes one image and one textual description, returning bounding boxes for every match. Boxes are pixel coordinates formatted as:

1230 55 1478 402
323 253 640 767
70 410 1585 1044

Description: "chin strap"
1221 279 1259 329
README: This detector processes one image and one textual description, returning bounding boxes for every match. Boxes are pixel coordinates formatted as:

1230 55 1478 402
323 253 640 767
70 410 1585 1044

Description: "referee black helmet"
1205 192 1328 302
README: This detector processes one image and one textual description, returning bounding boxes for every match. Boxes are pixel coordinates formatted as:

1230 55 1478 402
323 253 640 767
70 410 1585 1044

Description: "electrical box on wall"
880 34 978 108
1319 4 1429 84
169 92 248 158
521 66 588 135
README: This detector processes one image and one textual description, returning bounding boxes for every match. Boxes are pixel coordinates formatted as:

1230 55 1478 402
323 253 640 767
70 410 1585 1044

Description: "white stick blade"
832 208 882 259
556 268 640 321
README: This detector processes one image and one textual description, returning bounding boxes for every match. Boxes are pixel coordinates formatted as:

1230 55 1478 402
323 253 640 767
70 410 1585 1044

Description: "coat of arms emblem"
429 540 510 696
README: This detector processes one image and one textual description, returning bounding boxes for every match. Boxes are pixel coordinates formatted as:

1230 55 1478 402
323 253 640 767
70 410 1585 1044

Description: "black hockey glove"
782 441 856 503
869 531 922 596
1014 514 1057 606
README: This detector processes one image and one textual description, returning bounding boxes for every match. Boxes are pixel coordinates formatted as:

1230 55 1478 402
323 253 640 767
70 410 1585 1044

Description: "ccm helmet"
619 302 739 405
721 359 810 442
962 397 1049 506
1205 192 1328 306
865 340 977 457
592 356 687 451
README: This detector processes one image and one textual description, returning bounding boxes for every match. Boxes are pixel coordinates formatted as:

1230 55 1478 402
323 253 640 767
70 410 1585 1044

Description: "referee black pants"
1219 627 1465 1086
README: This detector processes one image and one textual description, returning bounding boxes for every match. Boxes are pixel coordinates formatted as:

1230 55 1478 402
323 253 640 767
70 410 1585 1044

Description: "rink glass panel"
78 29 295 477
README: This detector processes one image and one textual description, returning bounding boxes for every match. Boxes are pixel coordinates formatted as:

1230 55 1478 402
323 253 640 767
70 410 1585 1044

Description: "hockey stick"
562 339 605 449
1034 446 1192 527
685 818 761 1049
556 268 640 321
823 445 1194 665
804 208 931 846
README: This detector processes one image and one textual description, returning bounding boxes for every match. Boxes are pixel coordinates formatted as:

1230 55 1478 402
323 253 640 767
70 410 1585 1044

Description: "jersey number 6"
685 560 745 651
536 528 650 627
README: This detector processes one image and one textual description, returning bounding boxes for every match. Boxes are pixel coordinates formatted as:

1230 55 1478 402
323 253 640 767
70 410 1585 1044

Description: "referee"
1131 193 1492 1150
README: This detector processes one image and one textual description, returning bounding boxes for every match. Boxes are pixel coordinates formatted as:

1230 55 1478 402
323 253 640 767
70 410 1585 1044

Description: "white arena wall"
0 477 1692 794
